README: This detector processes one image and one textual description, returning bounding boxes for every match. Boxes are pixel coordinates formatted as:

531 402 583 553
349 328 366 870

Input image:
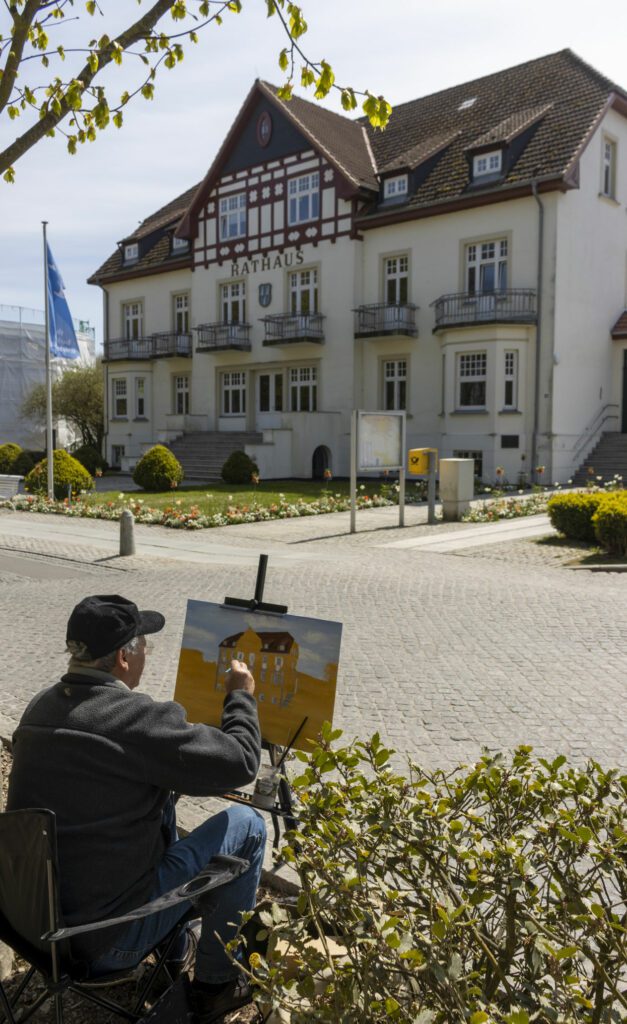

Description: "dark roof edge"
87 257 193 287
355 174 570 229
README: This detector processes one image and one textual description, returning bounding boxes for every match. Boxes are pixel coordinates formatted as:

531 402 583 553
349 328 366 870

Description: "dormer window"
383 175 408 200
473 150 502 177
124 243 138 263
172 236 189 253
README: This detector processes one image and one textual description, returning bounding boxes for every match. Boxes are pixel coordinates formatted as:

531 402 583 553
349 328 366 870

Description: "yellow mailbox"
408 448 438 475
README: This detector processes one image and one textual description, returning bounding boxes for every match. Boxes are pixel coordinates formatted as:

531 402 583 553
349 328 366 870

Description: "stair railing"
571 403 620 466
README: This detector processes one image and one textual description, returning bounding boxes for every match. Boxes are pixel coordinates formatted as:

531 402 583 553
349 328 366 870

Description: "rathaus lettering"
230 250 305 276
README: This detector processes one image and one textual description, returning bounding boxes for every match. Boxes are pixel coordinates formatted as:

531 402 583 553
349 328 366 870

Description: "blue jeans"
89 799 266 984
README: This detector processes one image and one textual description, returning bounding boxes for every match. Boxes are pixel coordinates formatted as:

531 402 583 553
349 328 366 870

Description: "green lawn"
85 478 401 515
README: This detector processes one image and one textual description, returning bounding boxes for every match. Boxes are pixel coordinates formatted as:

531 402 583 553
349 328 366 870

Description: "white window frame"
289 268 318 314
383 359 407 411
383 175 408 199
290 366 317 412
258 371 284 413
222 370 247 416
112 378 128 418
135 377 146 418
221 280 246 323
124 243 138 263
473 150 502 177
123 301 143 341
111 444 125 467
466 239 508 294
172 235 189 252
457 352 487 410
384 255 409 305
173 293 189 334
602 136 617 198
219 192 247 240
173 375 190 415
504 351 518 410
288 172 320 226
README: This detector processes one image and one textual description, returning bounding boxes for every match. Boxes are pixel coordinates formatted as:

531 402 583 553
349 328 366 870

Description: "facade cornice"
355 176 570 230
88 256 192 288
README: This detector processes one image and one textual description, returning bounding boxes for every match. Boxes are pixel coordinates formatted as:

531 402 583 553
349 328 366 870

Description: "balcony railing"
103 334 192 361
261 312 325 345
152 331 192 357
195 322 251 351
354 303 418 338
103 337 154 361
433 289 537 330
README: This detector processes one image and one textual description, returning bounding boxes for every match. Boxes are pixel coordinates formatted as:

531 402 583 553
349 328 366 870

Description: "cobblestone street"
0 506 625 781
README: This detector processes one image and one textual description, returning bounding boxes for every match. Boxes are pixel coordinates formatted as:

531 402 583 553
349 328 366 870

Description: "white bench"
0 475 22 499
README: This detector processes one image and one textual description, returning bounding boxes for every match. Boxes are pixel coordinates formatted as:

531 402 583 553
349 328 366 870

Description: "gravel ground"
0 743 261 1024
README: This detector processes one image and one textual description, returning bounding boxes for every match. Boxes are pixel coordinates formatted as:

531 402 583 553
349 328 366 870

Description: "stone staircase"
571 431 627 486
166 431 264 482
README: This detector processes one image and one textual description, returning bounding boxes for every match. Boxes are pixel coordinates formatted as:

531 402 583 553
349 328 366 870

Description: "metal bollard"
119 508 136 556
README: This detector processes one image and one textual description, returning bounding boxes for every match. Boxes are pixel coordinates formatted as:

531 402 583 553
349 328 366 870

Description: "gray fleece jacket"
7 669 261 957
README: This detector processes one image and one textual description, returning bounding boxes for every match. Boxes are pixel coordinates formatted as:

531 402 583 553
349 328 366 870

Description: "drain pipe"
531 179 544 485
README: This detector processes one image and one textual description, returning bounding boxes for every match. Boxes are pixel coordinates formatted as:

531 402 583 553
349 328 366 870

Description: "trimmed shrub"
25 449 94 499
11 450 35 476
221 449 258 485
72 444 108 476
133 445 184 492
547 491 605 542
592 491 627 556
238 732 627 1024
0 442 22 473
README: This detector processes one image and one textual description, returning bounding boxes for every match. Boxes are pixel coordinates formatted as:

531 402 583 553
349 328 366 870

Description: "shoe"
190 975 253 1024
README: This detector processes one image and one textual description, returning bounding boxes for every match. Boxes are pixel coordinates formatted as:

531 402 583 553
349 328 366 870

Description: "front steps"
571 431 627 486
166 431 264 482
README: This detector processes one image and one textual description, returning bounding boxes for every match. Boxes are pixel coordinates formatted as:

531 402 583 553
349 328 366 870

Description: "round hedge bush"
0 442 22 473
132 445 184 492
546 492 606 543
221 450 259 485
25 449 94 499
72 444 108 476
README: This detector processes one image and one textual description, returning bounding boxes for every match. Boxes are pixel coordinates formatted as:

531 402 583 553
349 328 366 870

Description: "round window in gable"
257 111 273 148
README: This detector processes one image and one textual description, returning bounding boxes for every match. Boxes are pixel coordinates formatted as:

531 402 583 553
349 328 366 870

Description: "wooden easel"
222 554 303 847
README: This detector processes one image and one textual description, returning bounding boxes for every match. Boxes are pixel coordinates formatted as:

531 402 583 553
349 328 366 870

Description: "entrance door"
622 351 627 432
257 371 284 429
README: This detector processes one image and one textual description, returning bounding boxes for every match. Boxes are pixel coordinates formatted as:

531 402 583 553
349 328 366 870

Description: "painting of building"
174 600 342 749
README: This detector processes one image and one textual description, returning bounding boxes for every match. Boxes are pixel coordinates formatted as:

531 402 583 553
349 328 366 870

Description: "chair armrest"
43 854 249 942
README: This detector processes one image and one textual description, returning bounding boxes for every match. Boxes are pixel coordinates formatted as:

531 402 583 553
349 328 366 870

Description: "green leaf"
278 48 289 72
470 1014 489 1024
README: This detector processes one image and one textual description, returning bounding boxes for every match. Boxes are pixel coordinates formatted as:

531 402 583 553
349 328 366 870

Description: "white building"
0 305 96 450
89 49 627 483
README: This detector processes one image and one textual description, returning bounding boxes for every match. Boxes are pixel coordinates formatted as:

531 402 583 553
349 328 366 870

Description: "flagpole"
43 221 54 500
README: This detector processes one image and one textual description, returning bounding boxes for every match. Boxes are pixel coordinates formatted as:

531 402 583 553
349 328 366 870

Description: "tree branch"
0 0 173 174
0 0 42 112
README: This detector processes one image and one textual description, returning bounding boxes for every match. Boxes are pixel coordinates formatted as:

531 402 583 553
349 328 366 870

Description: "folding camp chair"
0 808 249 1024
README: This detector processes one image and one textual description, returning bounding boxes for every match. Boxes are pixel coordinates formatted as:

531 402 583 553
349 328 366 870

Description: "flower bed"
462 492 550 522
0 491 395 530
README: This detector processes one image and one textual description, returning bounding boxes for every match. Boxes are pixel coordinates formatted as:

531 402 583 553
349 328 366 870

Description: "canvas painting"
174 600 342 750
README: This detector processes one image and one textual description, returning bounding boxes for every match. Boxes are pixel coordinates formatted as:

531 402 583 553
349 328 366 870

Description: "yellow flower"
249 952 262 969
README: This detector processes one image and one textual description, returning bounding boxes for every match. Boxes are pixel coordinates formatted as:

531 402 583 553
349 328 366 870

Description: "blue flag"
47 243 80 359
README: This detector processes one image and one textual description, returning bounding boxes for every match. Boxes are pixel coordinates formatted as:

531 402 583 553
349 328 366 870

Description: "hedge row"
547 490 627 555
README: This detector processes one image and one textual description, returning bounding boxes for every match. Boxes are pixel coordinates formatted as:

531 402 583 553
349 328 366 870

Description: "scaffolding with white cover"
0 304 96 449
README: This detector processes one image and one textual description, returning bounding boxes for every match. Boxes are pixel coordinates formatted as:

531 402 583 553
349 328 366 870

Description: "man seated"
7 594 265 1024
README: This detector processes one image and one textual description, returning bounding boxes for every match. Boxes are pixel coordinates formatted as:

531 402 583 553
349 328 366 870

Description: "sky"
3 0 627 345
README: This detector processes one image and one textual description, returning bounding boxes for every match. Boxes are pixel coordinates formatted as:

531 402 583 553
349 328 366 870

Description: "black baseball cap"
66 595 165 659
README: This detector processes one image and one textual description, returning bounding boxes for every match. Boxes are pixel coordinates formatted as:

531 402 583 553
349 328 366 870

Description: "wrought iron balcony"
354 303 418 338
261 312 325 345
433 289 537 330
152 331 192 357
195 322 251 351
103 337 154 361
103 333 192 361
